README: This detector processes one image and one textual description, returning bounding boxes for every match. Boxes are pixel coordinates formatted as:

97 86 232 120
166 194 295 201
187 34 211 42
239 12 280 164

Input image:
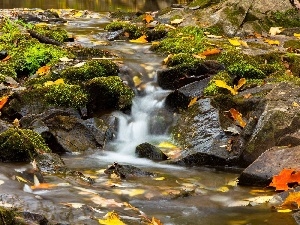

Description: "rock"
238 146 300 186
170 98 240 166
35 152 67 174
135 142 168 161
165 78 210 111
240 82 300 165
157 60 223 90
0 50 8 60
104 162 155 179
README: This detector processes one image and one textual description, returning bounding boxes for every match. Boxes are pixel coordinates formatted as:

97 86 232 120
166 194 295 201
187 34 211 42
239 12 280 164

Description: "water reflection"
0 0 191 12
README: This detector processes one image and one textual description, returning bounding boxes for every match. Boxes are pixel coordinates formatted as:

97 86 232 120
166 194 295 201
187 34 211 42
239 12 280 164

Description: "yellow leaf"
158 141 177 149
74 11 83 18
98 211 125 225
229 108 247 128
216 186 229 192
269 27 284 36
133 76 142 86
163 54 173 65
170 18 183 25
44 81 54 86
16 176 29 183
215 80 237 95
282 192 300 208
149 217 163 225
277 209 293 213
292 101 299 107
44 79 64 86
188 97 198 107
294 33 300 39
36 65 50 76
143 14 154 23
129 35 148 44
114 189 145 197
264 39 280 45
228 38 241 46
153 177 165 181
54 78 64 85
234 78 246 91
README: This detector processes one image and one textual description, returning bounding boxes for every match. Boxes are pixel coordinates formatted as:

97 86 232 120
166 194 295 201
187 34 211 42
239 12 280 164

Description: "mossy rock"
31 25 69 43
166 53 202 67
105 21 146 39
189 0 222 8
0 127 51 162
266 9 300 28
85 76 134 113
61 59 119 82
0 206 17 225
203 71 232 96
0 62 17 79
227 62 265 79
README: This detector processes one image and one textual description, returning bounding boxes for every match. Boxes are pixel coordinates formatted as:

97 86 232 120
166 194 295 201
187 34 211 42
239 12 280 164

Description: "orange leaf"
2 55 11 61
0 96 9 110
143 14 154 24
129 35 148 44
234 78 246 91
36 65 50 75
229 108 247 128
269 168 300 191
282 192 300 207
188 97 198 107
200 48 221 56
31 183 56 190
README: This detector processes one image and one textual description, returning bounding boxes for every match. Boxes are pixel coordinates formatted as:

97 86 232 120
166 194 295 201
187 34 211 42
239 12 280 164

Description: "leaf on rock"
98 211 125 225
234 78 246 91
143 14 154 24
229 108 247 128
281 192 300 208
0 96 9 110
36 65 50 76
264 39 280 46
269 27 284 36
188 97 198 107
269 168 300 191
149 217 163 225
170 18 183 25
129 35 148 44
215 80 237 95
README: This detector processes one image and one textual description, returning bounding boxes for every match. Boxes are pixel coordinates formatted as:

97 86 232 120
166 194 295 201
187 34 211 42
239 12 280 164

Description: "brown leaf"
143 14 154 24
229 108 247 128
200 48 221 56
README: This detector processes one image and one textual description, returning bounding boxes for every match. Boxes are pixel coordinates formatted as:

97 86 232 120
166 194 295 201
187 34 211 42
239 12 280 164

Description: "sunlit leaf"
217 186 229 192
215 80 237 95
31 183 56 190
228 38 241 46
253 32 262 38
269 27 283 36
36 65 50 76
229 108 247 128
73 62 86 67
143 14 154 23
269 168 300 191
264 39 280 46
44 78 64 87
153 177 165 181
149 217 163 225
74 11 83 18
129 35 148 44
277 209 293 213
200 48 221 56
98 211 125 225
170 18 183 25
133 76 142 86
113 188 145 197
59 57 73 62
282 192 300 208
54 78 64 85
163 54 173 64
0 96 9 110
243 93 252 99
206 34 223 38
292 101 299 107
158 141 177 149
2 55 11 61
16 175 29 183
188 97 198 107
294 33 300 39
233 78 246 91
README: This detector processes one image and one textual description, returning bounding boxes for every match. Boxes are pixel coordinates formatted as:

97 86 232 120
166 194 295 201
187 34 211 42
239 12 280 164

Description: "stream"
0 2 298 225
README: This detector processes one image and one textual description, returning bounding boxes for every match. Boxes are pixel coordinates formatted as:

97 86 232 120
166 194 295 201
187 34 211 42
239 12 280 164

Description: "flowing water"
0 3 298 225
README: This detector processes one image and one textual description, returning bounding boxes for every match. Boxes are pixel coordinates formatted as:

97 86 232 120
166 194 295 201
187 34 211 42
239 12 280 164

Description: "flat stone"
238 145 300 186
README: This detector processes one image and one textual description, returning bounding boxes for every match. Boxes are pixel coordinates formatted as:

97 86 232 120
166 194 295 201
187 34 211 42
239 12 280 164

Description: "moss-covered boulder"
0 206 18 225
85 76 134 114
0 127 51 162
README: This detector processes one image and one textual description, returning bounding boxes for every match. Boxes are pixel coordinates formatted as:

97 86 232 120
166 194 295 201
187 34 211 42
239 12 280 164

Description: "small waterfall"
113 82 172 156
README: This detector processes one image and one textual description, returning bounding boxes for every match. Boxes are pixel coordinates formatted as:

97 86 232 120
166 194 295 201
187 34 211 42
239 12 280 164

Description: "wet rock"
238 146 300 187
240 82 300 165
165 78 211 112
21 109 106 153
21 211 49 225
104 162 155 179
157 60 224 90
35 152 67 174
170 98 240 166
135 142 168 161
0 50 8 60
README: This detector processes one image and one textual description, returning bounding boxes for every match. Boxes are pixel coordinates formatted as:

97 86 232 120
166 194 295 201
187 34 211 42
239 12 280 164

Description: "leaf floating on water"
129 35 148 44
229 108 247 128
269 168 300 191
98 211 125 225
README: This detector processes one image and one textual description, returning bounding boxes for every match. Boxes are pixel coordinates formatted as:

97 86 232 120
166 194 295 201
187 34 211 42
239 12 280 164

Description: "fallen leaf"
269 27 284 36
294 33 300 39
206 34 223 38
158 141 177 149
163 54 173 65
16 175 30 184
149 217 163 225
98 211 125 225
31 183 56 190
264 39 280 46
170 18 183 25
234 78 246 91
73 62 86 67
129 35 148 44
153 177 165 181
143 14 154 23
0 96 9 110
36 65 50 76
1 55 11 61
281 192 300 207
188 97 198 107
113 188 145 197
269 169 300 191
61 202 85 209
292 101 299 107
59 57 73 62
74 11 83 18
228 38 241 46
215 80 237 95
277 209 293 213
133 76 142 86
200 48 221 56
253 32 262 38
229 108 247 128
243 93 252 99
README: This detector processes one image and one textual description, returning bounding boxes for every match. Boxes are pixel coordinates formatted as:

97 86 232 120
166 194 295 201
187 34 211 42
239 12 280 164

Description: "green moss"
44 83 88 108
85 76 134 110
0 62 17 79
105 21 145 39
267 9 300 28
283 53 300 77
105 21 129 31
166 53 202 67
227 62 265 79
61 59 119 82
0 127 51 162
152 26 206 54
283 40 300 49
189 0 221 8
0 206 17 225
203 71 232 96
31 25 69 43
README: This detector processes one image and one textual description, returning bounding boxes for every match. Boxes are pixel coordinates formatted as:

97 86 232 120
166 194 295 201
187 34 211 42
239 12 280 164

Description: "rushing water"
0 3 297 225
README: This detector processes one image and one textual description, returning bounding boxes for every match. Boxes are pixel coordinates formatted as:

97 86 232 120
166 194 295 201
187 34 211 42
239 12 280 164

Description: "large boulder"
238 146 300 186
135 142 168 161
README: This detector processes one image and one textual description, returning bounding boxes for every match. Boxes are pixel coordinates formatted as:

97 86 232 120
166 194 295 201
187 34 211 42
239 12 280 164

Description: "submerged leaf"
98 211 125 225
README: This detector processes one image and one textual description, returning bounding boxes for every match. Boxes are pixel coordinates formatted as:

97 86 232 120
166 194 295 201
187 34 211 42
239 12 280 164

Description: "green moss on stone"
0 206 17 225
189 0 221 8
204 71 232 96
267 9 300 28
105 21 146 39
0 127 51 162
166 53 202 67
31 25 69 43
0 62 17 79
227 62 265 79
